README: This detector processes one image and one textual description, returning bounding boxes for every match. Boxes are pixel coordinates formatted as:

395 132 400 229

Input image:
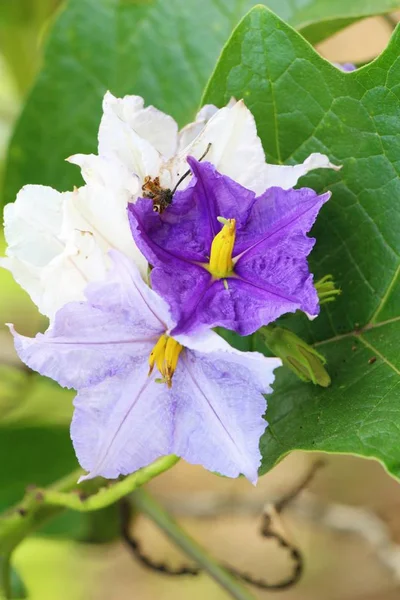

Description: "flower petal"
2 184 65 267
129 183 212 263
129 158 256 265
67 153 139 197
171 100 267 194
98 92 178 183
71 333 280 483
85 250 173 330
0 184 86 317
170 342 280 483
10 251 169 389
171 278 302 337
71 364 174 480
128 197 212 328
38 229 109 315
1 175 148 319
130 166 329 336
62 176 147 279
263 153 341 190
233 187 331 326
177 103 219 151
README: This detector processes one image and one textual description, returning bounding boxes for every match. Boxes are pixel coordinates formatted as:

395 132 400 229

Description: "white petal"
98 92 179 186
178 98 238 151
305 311 318 321
98 93 161 182
263 153 341 190
1 179 148 319
169 100 267 194
3 185 65 266
102 92 178 158
62 182 147 279
129 104 178 159
67 153 139 197
177 104 219 151
0 256 43 310
1 185 71 316
39 230 109 317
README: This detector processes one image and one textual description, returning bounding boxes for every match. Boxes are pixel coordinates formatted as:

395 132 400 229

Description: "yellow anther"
148 334 167 376
164 337 183 387
208 217 236 278
148 334 183 388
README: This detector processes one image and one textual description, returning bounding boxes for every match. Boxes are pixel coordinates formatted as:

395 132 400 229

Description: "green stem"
132 489 257 600
0 455 179 599
41 456 180 511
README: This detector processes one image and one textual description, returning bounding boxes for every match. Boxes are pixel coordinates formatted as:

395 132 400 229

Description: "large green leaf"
203 7 400 478
3 0 400 205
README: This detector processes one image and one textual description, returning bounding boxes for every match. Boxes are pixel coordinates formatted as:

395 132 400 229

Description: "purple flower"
129 159 330 337
334 62 356 72
9 251 281 483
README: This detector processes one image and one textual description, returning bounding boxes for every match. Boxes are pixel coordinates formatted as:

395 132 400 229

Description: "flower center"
207 217 236 279
148 334 183 388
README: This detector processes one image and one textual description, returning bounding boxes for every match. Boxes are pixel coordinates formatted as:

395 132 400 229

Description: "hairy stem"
0 455 179 599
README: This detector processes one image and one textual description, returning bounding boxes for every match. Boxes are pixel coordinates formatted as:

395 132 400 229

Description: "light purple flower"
129 158 330 337
334 62 356 72
9 251 281 483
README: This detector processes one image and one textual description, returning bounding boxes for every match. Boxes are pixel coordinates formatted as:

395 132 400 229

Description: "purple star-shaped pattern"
129 158 330 336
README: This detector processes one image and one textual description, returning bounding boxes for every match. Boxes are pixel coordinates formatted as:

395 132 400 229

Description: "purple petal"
71 339 280 483
234 186 330 253
234 187 331 323
172 346 278 483
128 158 256 264
186 158 257 234
130 166 329 336
172 188 329 335
334 62 356 72
10 252 167 389
151 262 212 331
130 181 211 262
173 278 301 336
129 198 213 327
71 363 174 480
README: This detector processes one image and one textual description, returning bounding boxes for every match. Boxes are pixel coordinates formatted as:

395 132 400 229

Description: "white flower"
1 92 339 321
72 91 339 198
1 160 147 319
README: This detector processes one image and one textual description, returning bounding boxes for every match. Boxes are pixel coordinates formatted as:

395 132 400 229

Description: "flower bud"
259 326 331 387
315 274 341 305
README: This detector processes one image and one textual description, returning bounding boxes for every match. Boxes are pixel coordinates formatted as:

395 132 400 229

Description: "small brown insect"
142 176 173 213
368 356 377 365
142 143 211 213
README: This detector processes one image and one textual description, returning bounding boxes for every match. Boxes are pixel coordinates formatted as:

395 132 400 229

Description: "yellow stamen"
148 334 167 376
208 217 236 278
148 334 183 388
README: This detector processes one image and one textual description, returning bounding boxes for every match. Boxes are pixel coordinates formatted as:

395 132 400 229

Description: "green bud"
259 326 331 387
315 274 341 305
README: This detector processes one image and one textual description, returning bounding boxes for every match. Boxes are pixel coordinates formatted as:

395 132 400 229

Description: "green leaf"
272 0 400 45
0 0 63 96
203 7 400 478
0 368 76 510
3 0 400 206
